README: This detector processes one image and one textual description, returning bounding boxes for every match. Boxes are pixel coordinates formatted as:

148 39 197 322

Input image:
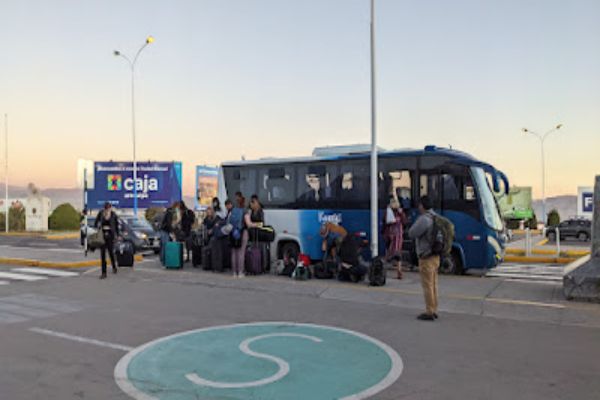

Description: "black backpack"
368 257 386 287
314 261 336 279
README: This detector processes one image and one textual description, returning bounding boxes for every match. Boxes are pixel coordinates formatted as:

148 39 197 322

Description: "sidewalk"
132 258 600 329
0 245 142 268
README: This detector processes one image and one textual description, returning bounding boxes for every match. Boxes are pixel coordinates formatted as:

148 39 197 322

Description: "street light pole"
369 0 379 258
522 124 563 227
114 36 154 219
4 113 7 232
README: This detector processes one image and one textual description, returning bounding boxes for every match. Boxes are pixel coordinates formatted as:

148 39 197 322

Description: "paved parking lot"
0 248 599 400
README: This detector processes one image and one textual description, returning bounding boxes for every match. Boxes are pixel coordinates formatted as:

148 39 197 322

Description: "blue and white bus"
218 145 509 274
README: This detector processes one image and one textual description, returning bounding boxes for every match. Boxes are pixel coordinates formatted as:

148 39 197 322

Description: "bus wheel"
280 242 300 266
440 252 464 275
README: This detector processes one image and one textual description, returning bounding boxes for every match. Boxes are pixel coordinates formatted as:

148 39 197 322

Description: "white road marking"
0 302 57 318
0 294 84 313
12 268 79 277
0 245 82 254
29 327 134 352
0 272 47 281
0 281 8 285
186 333 323 389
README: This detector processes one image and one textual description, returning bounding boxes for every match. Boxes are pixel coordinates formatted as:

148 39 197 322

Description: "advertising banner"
195 166 218 210
496 186 533 220
578 186 593 217
86 161 182 209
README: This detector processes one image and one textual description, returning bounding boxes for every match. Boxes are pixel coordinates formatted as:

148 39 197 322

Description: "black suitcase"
211 238 226 272
116 241 135 267
202 245 212 270
192 244 202 268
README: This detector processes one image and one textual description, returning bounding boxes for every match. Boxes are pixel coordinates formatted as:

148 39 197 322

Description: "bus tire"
279 242 300 265
440 251 464 275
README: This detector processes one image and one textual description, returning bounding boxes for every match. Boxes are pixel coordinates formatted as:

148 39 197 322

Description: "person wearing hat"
384 198 407 279
94 202 120 279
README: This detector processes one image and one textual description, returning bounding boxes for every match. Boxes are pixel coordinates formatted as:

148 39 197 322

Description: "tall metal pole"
4 114 8 232
540 137 546 226
114 37 153 219
131 64 138 218
369 0 379 257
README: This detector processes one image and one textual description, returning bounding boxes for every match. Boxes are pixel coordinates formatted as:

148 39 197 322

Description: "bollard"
556 227 561 258
525 228 531 257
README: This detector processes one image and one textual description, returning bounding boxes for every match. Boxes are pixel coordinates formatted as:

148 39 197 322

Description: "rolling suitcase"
192 244 202 267
165 241 183 269
116 241 135 267
211 239 225 272
202 246 212 270
245 244 263 275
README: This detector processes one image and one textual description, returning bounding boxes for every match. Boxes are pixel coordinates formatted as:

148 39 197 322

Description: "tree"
528 213 538 230
0 206 26 231
48 203 81 231
547 209 560 227
145 207 165 230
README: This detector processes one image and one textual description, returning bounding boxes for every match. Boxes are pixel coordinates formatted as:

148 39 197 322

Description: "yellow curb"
536 238 549 246
44 233 79 240
511 229 542 235
504 255 573 264
505 248 590 257
0 254 144 269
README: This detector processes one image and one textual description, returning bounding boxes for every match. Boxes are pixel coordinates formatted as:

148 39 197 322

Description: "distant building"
0 195 51 232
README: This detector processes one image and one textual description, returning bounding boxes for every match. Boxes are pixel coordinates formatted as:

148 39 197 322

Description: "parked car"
81 214 161 254
546 218 591 242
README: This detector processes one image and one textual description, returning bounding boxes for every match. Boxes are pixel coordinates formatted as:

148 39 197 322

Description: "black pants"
100 234 116 274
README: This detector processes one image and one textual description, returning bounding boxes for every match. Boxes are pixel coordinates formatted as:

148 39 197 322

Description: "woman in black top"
94 202 120 279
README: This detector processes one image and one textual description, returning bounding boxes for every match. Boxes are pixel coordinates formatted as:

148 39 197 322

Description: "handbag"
88 230 105 248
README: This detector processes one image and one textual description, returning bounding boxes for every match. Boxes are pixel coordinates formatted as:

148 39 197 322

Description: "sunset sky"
0 0 599 198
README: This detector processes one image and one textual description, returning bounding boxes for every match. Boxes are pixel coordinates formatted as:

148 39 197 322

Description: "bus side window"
419 173 441 209
441 166 480 220
296 163 336 208
259 166 295 207
338 163 370 209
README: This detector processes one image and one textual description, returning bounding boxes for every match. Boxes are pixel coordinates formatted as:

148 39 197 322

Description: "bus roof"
221 145 480 167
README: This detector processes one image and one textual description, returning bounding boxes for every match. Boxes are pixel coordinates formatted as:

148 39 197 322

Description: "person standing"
94 202 120 279
230 197 247 277
408 196 440 321
179 201 196 263
159 202 178 265
384 198 407 279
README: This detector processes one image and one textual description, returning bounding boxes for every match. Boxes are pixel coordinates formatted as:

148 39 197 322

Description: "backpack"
314 261 336 279
430 213 455 256
229 208 244 248
368 257 386 286
292 264 310 281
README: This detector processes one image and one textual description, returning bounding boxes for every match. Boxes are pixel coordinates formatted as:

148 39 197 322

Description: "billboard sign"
578 186 593 217
195 166 218 210
496 186 533 220
86 161 182 209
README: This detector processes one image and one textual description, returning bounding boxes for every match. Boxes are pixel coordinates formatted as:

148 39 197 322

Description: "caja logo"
107 175 122 191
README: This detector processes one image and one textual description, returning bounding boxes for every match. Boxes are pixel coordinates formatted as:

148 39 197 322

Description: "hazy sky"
0 0 599 198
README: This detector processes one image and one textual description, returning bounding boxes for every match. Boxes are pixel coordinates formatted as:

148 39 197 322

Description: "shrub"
547 209 560 227
528 213 538 230
0 207 26 231
48 203 81 231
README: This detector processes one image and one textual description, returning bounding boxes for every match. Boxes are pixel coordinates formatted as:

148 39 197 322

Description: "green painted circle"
115 322 403 400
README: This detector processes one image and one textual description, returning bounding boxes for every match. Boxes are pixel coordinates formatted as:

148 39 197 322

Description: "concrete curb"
0 254 143 269
0 231 79 240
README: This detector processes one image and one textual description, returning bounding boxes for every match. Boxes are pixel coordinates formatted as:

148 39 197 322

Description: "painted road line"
0 272 47 281
0 302 58 318
0 311 29 324
29 328 134 352
12 267 79 277
0 294 84 313
115 322 404 400
0 280 8 285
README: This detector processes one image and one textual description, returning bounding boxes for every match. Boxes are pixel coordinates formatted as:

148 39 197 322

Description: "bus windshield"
471 167 504 231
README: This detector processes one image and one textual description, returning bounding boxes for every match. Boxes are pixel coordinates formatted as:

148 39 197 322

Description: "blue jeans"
159 230 170 265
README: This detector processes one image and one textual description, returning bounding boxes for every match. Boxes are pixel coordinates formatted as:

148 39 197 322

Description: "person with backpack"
408 196 441 321
94 202 120 279
384 198 407 279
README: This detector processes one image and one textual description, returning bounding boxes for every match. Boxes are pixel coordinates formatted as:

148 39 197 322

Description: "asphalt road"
0 235 81 250
0 262 599 400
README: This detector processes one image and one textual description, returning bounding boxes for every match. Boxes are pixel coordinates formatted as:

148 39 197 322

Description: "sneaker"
417 313 435 321
99 274 107 280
